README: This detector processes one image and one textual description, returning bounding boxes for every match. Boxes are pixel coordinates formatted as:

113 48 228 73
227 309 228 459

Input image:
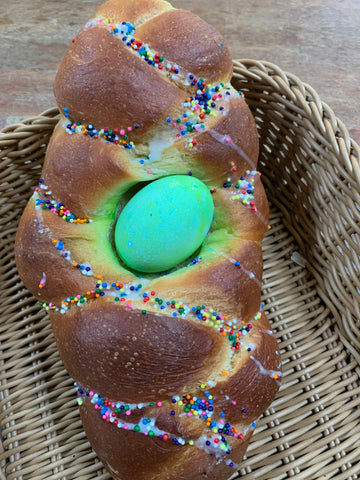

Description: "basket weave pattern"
1 60 359 480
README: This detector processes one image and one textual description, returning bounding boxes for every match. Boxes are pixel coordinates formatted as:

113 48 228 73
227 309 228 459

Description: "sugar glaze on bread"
15 1 282 478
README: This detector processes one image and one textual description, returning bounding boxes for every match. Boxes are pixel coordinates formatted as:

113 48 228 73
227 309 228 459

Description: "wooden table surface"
1 0 359 145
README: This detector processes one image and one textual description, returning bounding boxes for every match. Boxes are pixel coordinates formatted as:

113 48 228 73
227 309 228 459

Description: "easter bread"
15 0 282 478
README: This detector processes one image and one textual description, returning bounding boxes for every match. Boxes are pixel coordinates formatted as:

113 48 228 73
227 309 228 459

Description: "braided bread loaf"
15 0 282 478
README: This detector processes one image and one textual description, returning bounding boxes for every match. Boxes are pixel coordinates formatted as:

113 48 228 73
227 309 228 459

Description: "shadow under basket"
0 59 359 480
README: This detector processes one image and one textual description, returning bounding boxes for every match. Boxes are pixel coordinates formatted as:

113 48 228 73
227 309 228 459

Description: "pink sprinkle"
187 412 192 417
225 137 231 143
126 410 131 416
147 170 151 174
89 391 94 396
128 126 132 131
232 401 237 405
220 420 225 424
124 425 128 430
157 402 162 407
144 431 148 435
120 129 125 135
94 405 99 410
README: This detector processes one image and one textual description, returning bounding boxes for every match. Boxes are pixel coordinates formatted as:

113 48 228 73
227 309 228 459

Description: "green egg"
114 175 214 273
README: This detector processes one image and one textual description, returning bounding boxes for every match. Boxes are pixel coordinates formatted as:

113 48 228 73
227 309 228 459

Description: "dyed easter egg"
115 175 214 273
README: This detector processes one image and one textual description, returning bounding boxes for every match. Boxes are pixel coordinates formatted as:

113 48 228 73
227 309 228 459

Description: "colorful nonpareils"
75 383 259 469
35 179 92 224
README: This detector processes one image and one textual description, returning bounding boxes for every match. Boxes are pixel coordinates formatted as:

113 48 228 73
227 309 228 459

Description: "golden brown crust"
95 0 174 26
41 122 136 218
194 95 260 177
15 201 96 302
15 0 281 478
136 9 233 84
51 299 226 401
54 25 184 135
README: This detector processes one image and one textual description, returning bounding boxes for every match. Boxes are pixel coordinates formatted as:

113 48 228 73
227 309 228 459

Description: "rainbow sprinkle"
75 382 258 466
35 179 92 224
65 118 136 150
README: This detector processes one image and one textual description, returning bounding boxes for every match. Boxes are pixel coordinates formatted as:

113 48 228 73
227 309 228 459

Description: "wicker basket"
0 59 359 480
